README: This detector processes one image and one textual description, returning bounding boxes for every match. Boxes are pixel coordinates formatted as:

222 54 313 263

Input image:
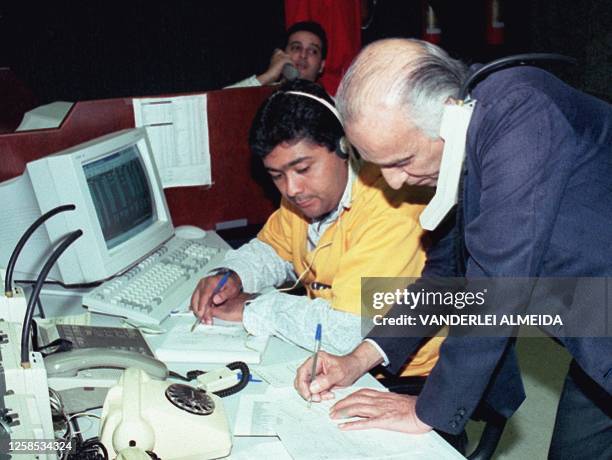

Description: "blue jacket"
369 66 612 434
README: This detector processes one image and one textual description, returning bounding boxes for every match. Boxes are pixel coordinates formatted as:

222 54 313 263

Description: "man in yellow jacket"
191 79 442 377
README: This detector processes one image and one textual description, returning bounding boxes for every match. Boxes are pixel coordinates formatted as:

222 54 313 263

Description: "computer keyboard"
82 233 229 325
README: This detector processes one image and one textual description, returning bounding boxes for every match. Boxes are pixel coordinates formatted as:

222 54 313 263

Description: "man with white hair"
295 38 612 458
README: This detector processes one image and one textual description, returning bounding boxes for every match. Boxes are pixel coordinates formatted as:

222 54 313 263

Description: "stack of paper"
153 320 269 364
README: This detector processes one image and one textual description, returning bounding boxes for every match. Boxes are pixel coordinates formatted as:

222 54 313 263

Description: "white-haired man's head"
336 39 468 189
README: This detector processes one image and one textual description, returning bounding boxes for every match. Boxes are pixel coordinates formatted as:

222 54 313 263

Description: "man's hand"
294 342 384 403
257 48 294 85
207 292 255 322
330 390 433 434
190 271 242 325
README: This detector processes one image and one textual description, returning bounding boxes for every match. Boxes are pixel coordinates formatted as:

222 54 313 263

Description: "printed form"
234 386 463 460
152 319 269 364
133 95 212 188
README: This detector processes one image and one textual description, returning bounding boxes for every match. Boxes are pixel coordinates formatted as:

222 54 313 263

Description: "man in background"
226 21 327 88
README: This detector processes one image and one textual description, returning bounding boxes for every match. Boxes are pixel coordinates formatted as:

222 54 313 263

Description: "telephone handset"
100 367 232 460
44 348 169 380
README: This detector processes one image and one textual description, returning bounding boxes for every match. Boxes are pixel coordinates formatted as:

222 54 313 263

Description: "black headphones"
284 90 352 159
457 53 577 101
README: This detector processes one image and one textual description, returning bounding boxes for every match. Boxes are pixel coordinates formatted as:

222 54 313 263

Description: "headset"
284 90 353 159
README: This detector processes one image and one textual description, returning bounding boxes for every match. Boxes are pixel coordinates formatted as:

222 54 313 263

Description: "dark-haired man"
191 79 443 378
227 21 327 87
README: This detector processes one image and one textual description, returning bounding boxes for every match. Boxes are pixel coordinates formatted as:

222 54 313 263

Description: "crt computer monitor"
0 128 174 285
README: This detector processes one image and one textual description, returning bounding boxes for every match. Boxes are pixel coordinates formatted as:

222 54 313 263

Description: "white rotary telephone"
99 367 232 460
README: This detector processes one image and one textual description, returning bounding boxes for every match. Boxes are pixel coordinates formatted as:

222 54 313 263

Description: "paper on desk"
133 95 211 188
153 319 269 364
227 439 292 460
233 394 278 436
269 386 462 460
233 385 381 438
251 358 304 387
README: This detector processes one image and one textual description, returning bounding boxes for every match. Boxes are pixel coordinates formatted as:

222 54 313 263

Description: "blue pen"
236 372 262 383
308 323 322 408
191 271 232 332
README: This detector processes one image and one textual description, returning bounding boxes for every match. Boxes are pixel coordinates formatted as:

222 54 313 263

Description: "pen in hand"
191 271 232 332
308 323 323 408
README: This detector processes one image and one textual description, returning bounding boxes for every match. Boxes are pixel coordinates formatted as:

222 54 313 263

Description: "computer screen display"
0 128 175 284
83 146 154 249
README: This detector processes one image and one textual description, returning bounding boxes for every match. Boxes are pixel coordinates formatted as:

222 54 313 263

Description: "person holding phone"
226 21 327 88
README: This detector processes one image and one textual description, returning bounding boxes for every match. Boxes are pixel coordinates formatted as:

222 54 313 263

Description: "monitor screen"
0 128 175 285
83 145 154 249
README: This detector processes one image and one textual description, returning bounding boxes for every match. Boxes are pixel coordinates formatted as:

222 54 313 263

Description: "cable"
4 204 76 296
36 296 46 318
20 230 83 367
65 437 108 460
14 278 104 290
277 241 332 293
458 53 577 101
168 370 190 381
214 361 250 398
15 233 175 289
66 412 101 436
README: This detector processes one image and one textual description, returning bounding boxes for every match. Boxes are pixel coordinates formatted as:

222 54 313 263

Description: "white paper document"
251 359 304 387
133 95 211 188
152 319 269 364
228 439 292 460
233 394 278 436
234 386 462 460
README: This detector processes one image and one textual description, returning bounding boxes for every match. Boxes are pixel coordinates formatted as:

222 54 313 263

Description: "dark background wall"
1 1 610 104
0 1 286 101
362 0 611 102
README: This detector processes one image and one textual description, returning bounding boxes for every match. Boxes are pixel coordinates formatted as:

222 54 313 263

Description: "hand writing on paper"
330 389 432 434
190 271 242 325
294 342 384 403
208 292 256 322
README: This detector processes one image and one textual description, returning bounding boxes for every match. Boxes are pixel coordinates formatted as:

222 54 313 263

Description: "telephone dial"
99 367 232 460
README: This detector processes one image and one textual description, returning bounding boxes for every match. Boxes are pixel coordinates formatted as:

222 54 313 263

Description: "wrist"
352 341 384 374
414 399 434 433
256 71 275 85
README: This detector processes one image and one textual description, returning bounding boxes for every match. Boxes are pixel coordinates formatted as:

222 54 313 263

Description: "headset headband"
284 90 344 127
282 90 352 159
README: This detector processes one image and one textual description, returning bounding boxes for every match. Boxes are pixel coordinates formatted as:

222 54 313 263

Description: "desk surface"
33 290 463 459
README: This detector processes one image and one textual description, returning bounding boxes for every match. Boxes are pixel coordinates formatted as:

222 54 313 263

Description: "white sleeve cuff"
363 339 390 366
224 75 262 89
